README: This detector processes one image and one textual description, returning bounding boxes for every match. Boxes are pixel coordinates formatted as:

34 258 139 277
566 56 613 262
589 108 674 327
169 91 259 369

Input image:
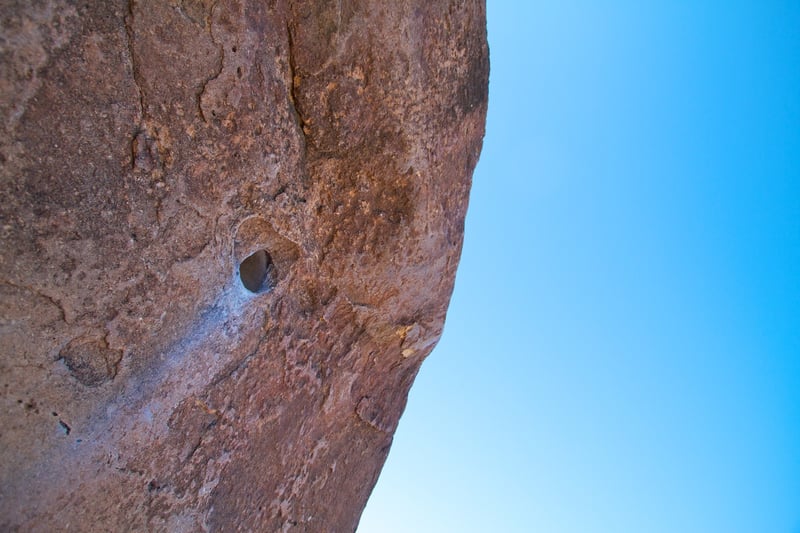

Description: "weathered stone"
0 1 487 530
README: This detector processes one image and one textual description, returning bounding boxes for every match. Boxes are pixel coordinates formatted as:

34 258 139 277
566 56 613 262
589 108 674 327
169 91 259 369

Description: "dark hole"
239 250 276 294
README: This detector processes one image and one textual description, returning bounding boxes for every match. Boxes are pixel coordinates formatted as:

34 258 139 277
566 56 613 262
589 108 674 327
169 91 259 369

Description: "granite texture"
0 1 488 530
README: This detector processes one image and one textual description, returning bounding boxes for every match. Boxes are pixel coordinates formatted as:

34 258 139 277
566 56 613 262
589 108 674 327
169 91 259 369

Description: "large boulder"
0 1 487 530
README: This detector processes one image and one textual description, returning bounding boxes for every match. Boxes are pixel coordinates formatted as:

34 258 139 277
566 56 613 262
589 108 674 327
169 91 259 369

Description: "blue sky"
358 2 800 532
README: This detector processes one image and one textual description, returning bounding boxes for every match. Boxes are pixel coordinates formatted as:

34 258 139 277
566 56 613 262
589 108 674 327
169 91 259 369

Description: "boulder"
0 1 487 530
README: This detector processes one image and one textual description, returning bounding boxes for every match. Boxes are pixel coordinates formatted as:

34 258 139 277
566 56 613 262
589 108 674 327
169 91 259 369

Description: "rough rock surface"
0 1 487 531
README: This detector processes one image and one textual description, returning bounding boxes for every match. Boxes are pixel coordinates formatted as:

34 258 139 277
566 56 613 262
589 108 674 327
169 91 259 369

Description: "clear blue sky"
358 2 800 532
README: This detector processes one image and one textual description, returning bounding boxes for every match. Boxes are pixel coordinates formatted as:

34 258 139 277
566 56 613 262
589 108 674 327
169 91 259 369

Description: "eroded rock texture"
0 1 487 530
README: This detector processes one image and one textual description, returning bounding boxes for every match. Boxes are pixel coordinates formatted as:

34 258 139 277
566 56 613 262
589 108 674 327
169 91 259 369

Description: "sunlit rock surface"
0 1 487 530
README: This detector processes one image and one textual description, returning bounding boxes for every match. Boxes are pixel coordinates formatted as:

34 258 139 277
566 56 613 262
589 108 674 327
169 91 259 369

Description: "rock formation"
0 1 487 530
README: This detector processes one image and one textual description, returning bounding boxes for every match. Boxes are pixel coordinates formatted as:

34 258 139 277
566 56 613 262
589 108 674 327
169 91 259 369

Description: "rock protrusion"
0 1 488 530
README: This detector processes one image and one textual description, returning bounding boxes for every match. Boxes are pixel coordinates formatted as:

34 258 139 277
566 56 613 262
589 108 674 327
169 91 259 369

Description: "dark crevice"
271 184 287 201
285 22 309 145
239 250 276 293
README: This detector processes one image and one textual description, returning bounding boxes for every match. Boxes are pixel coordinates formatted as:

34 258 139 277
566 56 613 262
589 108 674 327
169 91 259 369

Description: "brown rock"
0 1 488 531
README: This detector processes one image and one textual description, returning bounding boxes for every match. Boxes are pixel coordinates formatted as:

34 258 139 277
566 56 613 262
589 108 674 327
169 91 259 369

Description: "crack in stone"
183 415 219 464
285 21 309 145
283 13 312 192
198 0 224 122
1 280 69 325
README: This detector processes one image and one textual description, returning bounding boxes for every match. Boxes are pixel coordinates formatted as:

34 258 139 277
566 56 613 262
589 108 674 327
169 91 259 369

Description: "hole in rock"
239 249 276 294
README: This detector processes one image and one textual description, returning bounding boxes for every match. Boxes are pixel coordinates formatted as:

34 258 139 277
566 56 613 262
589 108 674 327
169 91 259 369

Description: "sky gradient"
359 2 800 532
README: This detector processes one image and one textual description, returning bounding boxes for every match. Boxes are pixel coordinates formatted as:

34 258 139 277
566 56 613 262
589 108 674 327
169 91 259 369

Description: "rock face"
0 1 487 531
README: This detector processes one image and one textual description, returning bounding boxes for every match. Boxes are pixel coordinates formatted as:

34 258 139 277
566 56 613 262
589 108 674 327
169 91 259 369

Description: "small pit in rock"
239 249 276 294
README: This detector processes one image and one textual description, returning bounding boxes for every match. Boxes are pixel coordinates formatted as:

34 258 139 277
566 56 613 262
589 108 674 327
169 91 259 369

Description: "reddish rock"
0 1 487 530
